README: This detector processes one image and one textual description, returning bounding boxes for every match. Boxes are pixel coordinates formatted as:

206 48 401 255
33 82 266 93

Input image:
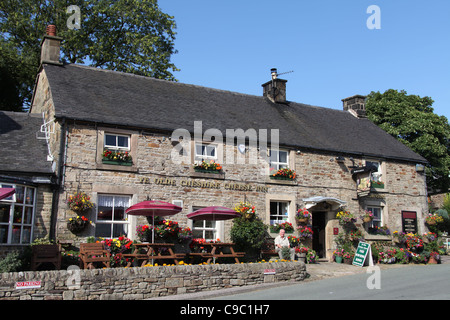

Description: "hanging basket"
67 221 89 233
363 217 373 223
296 218 308 225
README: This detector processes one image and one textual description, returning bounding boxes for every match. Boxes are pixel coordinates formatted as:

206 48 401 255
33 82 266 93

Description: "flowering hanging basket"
67 216 91 233
67 192 94 213
295 208 311 225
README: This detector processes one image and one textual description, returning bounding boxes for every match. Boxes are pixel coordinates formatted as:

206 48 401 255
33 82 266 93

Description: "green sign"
352 241 373 267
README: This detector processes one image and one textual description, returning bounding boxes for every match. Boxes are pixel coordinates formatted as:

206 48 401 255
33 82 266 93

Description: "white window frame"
269 149 289 171
104 133 131 151
194 143 217 162
189 206 222 241
270 201 290 226
367 205 383 228
0 183 36 245
95 194 131 239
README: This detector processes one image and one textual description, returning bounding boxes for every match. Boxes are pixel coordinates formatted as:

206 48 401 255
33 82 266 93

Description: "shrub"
0 251 23 273
230 215 269 261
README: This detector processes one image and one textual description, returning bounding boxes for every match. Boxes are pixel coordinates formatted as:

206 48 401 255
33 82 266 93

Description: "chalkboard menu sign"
402 211 417 234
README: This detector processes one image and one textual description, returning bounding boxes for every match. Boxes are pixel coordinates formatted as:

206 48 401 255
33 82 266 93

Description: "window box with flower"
193 160 222 173
102 149 133 166
270 221 294 234
269 168 296 180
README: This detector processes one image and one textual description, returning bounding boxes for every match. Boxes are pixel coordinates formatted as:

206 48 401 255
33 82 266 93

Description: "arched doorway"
303 196 347 261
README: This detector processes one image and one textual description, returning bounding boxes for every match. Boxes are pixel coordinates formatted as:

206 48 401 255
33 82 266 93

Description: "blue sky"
159 0 450 120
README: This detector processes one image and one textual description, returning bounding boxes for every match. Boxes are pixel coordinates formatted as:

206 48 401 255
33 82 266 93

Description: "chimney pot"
46 25 57 36
40 25 63 66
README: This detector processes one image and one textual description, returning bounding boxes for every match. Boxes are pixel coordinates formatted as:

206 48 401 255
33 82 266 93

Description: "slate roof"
40 63 427 164
0 111 54 174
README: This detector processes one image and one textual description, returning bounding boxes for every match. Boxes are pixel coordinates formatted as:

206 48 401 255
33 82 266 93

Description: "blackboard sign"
402 211 417 234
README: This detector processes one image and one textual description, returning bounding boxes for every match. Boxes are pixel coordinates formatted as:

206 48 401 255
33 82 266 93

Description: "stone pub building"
0 29 428 261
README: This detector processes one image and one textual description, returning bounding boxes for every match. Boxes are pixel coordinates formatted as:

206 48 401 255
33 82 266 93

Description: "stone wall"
0 261 306 300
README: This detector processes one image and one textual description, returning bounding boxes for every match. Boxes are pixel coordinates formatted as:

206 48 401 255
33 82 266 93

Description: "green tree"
366 89 450 192
0 0 178 111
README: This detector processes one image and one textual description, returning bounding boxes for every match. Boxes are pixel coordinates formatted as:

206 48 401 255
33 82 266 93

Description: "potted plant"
67 215 92 233
333 249 344 263
193 160 222 173
295 246 308 262
343 251 353 264
295 208 311 225
307 249 318 264
67 192 94 214
360 210 374 223
428 251 440 264
288 235 300 248
102 149 133 166
269 167 296 180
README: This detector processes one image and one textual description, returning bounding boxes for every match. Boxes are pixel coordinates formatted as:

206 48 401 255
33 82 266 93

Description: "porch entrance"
311 211 326 258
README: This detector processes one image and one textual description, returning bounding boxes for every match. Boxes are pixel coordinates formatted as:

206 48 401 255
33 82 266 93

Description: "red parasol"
0 188 15 201
126 200 182 242
187 206 241 221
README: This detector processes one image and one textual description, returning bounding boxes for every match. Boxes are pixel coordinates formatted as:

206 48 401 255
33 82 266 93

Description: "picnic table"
188 242 244 264
122 243 185 267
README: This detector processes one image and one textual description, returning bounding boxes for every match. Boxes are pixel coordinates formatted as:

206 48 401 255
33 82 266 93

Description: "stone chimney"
342 95 367 118
40 25 63 66
262 68 288 103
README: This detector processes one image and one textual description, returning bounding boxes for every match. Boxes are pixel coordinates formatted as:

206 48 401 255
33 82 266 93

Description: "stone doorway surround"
302 196 347 261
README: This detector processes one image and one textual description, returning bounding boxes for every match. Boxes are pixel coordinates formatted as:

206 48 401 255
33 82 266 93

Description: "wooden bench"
260 238 278 259
31 244 62 271
79 243 111 269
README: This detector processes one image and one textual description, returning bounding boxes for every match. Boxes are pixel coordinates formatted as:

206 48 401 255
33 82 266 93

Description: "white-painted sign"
264 269 276 275
15 281 41 290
